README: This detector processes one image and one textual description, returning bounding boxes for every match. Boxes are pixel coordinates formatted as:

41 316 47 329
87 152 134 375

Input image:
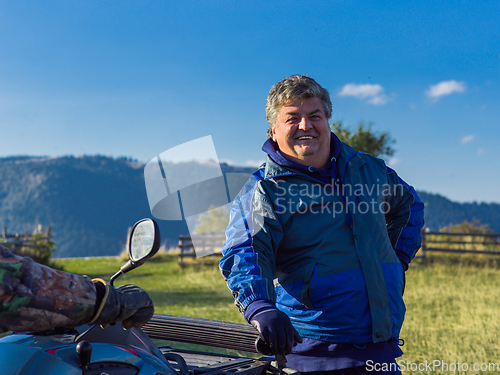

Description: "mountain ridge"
1 155 499 258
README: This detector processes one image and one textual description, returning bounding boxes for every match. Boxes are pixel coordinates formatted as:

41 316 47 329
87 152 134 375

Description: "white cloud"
426 80 466 101
367 95 388 105
387 157 401 167
220 159 263 168
478 148 485 157
219 159 235 165
461 135 475 144
338 83 388 105
244 159 264 167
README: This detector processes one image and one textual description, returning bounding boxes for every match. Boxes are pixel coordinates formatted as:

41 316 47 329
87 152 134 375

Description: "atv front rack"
142 313 260 353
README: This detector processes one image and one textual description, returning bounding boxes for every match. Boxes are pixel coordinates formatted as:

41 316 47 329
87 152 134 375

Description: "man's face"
272 97 331 169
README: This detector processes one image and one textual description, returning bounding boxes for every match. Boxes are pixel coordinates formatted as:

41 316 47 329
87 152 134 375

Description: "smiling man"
220 75 425 375
271 96 331 169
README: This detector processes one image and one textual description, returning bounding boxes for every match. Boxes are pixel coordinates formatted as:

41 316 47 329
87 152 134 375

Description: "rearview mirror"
129 218 160 262
110 218 161 286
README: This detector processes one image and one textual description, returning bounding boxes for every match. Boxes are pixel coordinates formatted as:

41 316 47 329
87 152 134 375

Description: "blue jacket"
220 135 424 344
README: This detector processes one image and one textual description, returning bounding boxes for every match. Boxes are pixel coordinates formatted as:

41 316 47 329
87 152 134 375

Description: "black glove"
88 279 154 329
250 308 302 356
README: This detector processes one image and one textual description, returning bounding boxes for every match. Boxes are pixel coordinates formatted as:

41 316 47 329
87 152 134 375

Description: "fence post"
420 227 427 259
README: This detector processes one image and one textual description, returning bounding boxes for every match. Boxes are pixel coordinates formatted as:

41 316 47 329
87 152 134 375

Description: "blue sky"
1 0 499 203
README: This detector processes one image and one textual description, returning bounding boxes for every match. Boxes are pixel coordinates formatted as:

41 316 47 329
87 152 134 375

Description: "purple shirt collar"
262 132 341 177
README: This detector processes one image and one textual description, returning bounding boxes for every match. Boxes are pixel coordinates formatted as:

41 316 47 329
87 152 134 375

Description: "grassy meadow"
54 253 500 374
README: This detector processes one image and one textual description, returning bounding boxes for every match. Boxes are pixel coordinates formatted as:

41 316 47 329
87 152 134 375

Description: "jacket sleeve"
384 167 425 267
0 245 96 333
219 172 281 313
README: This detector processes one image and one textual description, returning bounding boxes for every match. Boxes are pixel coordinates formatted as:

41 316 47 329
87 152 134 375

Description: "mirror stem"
109 270 123 287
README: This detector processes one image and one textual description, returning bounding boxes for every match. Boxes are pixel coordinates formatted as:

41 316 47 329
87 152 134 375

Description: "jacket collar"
337 142 367 179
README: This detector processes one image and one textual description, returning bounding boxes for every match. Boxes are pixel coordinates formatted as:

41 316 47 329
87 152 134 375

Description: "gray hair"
265 75 332 138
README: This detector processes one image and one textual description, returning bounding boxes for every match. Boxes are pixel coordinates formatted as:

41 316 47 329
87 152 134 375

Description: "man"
0 244 153 333
219 75 424 374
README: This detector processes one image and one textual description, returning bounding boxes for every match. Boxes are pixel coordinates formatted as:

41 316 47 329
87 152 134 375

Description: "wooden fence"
177 230 500 265
178 231 226 266
1 225 53 264
419 230 500 258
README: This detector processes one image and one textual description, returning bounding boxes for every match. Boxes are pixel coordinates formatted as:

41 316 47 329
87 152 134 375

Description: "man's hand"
89 279 154 329
250 308 302 356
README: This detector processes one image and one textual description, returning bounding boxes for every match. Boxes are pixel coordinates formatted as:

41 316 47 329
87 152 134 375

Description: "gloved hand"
88 279 154 329
250 308 302 356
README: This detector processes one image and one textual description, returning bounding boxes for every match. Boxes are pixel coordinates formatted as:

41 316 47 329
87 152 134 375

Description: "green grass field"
54 253 500 375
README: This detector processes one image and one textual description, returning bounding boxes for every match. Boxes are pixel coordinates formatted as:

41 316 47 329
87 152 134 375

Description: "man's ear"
271 126 277 142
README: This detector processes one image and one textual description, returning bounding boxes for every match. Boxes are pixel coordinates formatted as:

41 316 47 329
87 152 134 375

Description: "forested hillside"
0 156 185 257
1 155 499 257
417 191 500 232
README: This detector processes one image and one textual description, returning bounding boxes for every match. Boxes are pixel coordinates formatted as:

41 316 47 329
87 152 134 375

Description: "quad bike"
0 218 298 375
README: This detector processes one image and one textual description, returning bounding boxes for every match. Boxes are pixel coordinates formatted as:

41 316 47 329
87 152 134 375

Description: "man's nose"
298 117 312 130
